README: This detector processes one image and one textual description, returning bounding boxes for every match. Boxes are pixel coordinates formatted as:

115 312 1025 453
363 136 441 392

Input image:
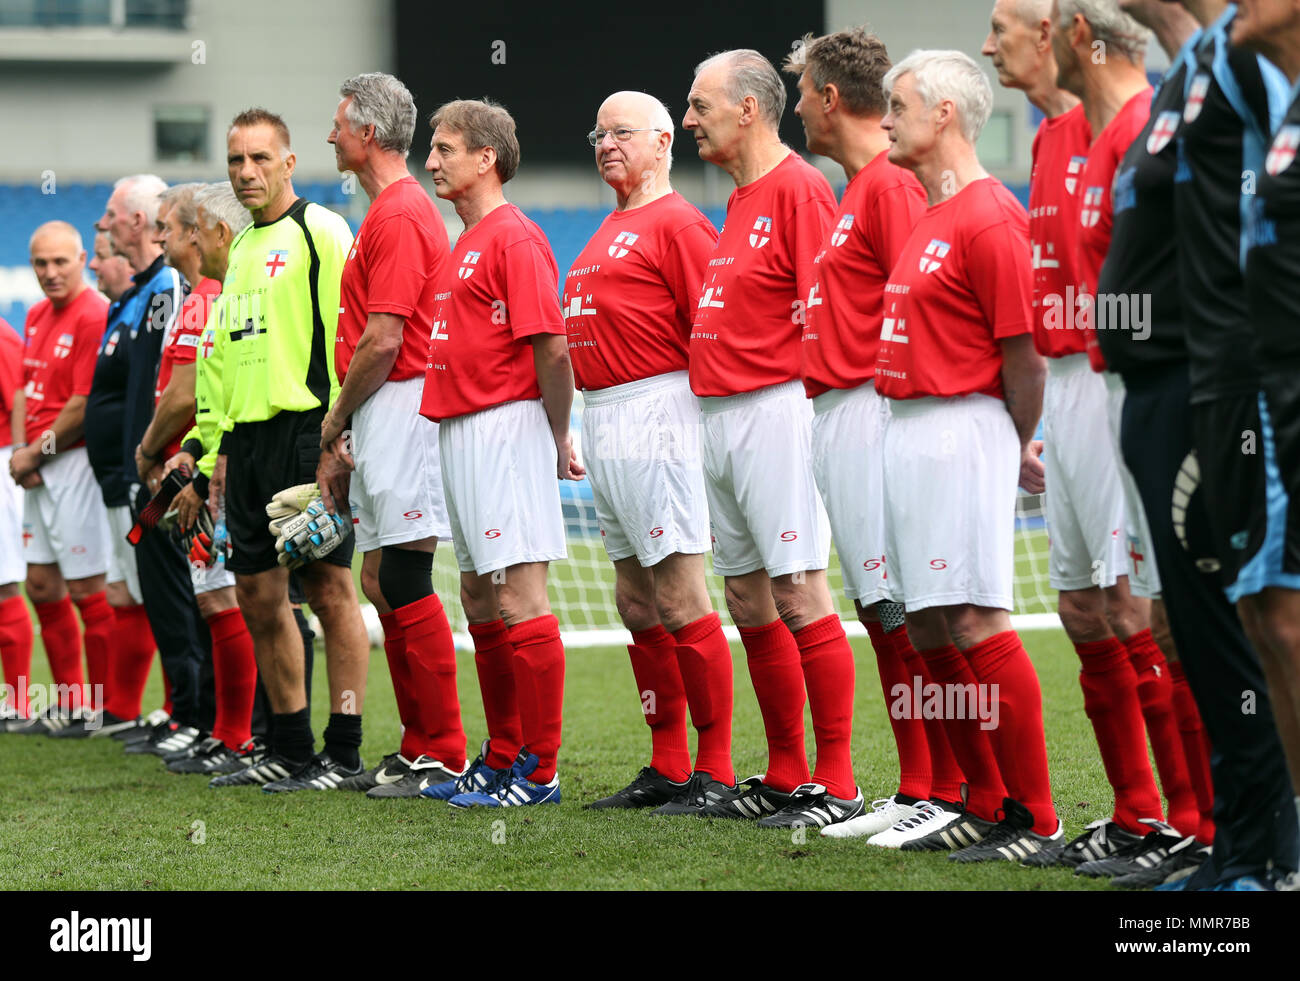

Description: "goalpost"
427 395 1061 649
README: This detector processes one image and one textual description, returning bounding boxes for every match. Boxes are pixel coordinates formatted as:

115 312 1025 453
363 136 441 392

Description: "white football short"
439 398 566 576
882 394 1017 612
698 380 831 578
582 371 710 567
812 382 891 604
1104 371 1162 598
21 446 110 580
191 559 236 595
1043 355 1127 591
105 505 142 604
0 446 24 586
349 377 452 552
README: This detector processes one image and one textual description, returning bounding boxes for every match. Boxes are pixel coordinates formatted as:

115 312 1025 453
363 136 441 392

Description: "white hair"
646 96 674 170
195 181 252 237
113 174 168 228
883 49 994 144
1057 0 1151 62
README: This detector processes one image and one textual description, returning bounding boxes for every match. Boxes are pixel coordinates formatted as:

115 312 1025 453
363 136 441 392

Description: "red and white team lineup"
2 0 1300 889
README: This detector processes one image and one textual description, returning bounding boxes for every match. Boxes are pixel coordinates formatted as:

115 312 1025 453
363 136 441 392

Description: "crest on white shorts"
1147 110 1181 156
1065 155 1087 195
458 250 481 279
749 216 771 248
1080 187 1103 228
1183 73 1210 124
918 239 950 274
608 231 638 258
830 214 854 247
1267 125 1300 176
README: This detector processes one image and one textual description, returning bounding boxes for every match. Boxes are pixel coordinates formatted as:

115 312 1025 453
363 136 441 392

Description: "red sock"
468 619 523 770
737 620 809 793
964 631 1058 834
867 619 931 800
0 595 34 716
628 624 691 782
918 644 1007 820
1074 636 1164 833
1124 629 1200 838
792 615 856 799
896 631 967 803
379 612 420 760
1169 660 1216 843
73 592 114 713
395 593 466 770
671 612 735 784
106 604 154 720
34 597 83 711
507 614 565 784
207 607 256 748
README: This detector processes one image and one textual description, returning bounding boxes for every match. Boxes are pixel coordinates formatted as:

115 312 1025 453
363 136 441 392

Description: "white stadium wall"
0 0 394 184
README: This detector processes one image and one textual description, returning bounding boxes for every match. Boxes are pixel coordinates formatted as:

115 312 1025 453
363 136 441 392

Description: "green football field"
0 528 1124 892
1 623 1148 891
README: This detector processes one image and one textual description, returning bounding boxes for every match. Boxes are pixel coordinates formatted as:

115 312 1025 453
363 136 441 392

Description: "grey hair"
159 182 205 229
883 49 994 144
695 49 786 129
1057 0 1152 63
114 174 168 227
195 181 252 237
340 72 417 155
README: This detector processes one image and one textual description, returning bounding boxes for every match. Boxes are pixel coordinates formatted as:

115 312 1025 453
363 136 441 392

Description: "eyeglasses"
587 127 663 147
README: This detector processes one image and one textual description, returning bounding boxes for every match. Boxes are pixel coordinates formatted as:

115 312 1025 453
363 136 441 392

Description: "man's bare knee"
1057 587 1111 643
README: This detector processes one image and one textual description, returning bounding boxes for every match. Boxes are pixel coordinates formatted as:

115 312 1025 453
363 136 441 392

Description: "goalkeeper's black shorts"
222 407 355 576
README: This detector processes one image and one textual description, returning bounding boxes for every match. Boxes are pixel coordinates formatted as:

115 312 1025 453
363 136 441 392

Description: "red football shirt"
337 176 451 383
1029 104 1092 358
689 153 836 397
22 287 108 446
1077 88 1152 371
154 276 219 457
875 178 1033 401
420 204 566 422
802 153 927 398
563 192 717 391
0 318 23 449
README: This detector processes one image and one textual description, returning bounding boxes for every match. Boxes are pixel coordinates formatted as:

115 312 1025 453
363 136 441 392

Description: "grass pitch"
0 619 1140 891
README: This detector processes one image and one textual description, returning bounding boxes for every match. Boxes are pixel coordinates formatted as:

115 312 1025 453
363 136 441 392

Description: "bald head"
1012 0 1052 22
597 90 674 167
29 220 87 307
29 220 83 255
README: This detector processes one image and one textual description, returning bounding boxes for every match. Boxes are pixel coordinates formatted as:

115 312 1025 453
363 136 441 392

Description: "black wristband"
181 437 204 461
193 471 210 501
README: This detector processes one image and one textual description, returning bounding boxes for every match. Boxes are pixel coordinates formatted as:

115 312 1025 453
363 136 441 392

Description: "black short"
224 408 354 576
1189 394 1269 590
1121 362 1298 882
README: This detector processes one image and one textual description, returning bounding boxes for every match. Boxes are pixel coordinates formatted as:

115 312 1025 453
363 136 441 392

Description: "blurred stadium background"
0 0 1153 639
